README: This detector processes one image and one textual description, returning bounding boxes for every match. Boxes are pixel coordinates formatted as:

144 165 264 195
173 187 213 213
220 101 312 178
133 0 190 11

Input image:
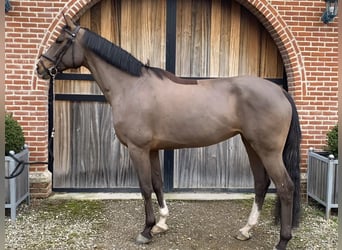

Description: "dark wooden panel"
174 136 253 189
173 0 283 189
53 0 167 189
53 101 139 188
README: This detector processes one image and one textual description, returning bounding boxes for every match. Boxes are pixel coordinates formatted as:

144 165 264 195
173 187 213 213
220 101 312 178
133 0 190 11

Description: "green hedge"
5 114 25 155
326 124 338 159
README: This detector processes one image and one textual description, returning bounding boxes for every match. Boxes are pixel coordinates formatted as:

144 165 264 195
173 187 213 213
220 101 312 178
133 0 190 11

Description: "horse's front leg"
129 146 155 244
150 150 169 235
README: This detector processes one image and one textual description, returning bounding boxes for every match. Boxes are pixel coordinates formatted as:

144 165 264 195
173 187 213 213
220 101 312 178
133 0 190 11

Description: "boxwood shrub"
326 124 338 159
5 114 25 155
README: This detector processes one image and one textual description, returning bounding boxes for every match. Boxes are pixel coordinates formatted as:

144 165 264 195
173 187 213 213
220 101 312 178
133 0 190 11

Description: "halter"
40 25 81 78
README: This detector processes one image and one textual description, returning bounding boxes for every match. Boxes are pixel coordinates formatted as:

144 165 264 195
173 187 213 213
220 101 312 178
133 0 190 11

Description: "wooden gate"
51 0 284 191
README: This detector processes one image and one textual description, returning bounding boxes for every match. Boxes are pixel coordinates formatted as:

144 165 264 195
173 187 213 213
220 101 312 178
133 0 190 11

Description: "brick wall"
277 0 338 167
5 0 338 197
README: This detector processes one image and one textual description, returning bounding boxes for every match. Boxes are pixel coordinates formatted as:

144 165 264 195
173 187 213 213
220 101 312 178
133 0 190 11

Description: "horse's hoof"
235 231 251 241
136 233 152 244
151 223 168 235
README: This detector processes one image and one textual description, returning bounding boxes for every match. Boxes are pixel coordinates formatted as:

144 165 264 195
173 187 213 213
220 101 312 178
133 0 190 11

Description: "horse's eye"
56 37 64 44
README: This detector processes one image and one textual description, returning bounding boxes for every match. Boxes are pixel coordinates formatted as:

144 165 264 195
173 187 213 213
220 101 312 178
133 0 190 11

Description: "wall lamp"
5 0 12 13
321 0 338 24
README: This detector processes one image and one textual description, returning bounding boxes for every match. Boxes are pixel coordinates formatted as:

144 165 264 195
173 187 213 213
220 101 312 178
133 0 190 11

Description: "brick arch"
34 0 100 88
38 0 102 52
236 0 306 98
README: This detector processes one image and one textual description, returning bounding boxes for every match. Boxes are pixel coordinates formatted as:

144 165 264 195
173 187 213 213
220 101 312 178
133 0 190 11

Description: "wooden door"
173 0 283 189
52 0 283 190
53 0 166 189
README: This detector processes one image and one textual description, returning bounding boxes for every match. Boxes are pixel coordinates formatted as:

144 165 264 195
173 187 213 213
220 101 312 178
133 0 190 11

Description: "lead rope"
5 74 56 179
48 72 56 165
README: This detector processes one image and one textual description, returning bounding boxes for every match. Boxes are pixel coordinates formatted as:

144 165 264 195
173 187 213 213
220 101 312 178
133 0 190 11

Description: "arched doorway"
51 0 284 191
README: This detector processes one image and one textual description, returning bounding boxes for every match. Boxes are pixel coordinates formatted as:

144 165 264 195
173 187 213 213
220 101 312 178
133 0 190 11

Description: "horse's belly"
152 118 239 149
150 92 239 149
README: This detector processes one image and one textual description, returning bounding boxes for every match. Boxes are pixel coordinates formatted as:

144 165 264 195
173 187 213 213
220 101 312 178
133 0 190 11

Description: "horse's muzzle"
36 66 50 80
36 61 54 80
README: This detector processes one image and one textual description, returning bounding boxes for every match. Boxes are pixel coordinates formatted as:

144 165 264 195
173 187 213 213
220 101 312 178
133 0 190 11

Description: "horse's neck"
82 51 139 104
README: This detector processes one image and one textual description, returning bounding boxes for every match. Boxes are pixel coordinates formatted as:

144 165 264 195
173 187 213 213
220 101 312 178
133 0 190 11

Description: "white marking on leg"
238 200 260 239
160 200 169 217
248 200 260 226
151 200 169 234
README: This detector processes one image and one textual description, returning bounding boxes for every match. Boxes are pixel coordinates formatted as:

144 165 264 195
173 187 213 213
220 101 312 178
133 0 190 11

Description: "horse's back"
210 76 284 98
198 75 290 120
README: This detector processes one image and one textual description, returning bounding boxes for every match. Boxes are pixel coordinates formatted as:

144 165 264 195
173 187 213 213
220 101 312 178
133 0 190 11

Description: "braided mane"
82 28 197 85
83 29 143 76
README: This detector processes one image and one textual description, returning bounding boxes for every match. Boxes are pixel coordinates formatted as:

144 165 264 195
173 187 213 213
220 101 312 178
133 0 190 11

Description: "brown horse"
37 16 301 250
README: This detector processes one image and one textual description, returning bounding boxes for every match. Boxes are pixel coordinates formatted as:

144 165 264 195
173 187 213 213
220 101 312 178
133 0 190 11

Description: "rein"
5 131 54 179
5 89 55 180
40 25 81 78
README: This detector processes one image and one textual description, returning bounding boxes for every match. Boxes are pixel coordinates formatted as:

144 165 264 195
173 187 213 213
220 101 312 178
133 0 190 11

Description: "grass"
30 199 105 219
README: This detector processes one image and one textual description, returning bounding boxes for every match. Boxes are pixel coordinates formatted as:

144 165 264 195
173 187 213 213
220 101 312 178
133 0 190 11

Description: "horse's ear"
63 14 76 30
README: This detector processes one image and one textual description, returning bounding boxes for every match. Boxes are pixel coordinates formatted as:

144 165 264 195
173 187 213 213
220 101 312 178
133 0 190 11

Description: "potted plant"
307 124 338 219
325 124 338 158
5 113 30 221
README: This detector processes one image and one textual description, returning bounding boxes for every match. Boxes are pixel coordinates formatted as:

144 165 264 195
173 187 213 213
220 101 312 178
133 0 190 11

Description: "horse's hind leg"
237 138 270 241
150 150 169 235
260 153 294 250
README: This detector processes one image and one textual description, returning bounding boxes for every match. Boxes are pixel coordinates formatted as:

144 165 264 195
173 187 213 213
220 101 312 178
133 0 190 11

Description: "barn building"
5 0 338 198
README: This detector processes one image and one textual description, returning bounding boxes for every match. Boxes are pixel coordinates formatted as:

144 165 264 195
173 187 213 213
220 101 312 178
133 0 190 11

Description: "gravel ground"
5 196 337 249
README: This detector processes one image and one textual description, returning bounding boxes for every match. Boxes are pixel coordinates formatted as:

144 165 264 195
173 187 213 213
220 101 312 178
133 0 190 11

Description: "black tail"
275 91 302 227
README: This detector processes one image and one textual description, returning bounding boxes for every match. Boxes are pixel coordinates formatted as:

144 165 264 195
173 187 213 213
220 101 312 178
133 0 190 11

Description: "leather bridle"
39 25 81 78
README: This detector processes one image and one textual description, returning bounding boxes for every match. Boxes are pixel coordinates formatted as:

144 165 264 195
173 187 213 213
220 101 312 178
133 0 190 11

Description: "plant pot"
307 148 338 219
5 148 30 221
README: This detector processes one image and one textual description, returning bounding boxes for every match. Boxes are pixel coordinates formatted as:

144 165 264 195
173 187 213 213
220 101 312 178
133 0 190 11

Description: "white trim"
49 192 276 200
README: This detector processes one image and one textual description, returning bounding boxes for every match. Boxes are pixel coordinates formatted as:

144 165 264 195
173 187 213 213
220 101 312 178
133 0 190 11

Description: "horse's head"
36 15 84 79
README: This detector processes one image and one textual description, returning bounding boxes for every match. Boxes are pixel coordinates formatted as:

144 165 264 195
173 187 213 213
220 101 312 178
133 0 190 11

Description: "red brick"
4 0 338 198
